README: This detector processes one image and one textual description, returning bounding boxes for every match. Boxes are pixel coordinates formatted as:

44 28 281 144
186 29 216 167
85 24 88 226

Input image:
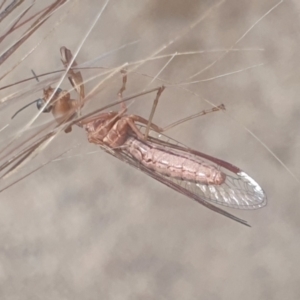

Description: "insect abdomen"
126 137 226 185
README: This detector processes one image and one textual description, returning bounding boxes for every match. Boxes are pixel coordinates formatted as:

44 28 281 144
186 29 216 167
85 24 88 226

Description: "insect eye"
36 99 43 110
36 99 52 113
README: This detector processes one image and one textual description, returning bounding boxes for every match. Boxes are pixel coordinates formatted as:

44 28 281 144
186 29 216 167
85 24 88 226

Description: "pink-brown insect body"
84 112 123 147
103 116 133 148
126 137 226 185
43 87 77 123
84 114 226 185
10 46 263 227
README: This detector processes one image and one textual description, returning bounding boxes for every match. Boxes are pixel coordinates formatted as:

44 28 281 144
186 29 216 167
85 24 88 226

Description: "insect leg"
117 69 128 111
60 46 85 113
144 86 165 140
162 104 225 131
129 115 163 134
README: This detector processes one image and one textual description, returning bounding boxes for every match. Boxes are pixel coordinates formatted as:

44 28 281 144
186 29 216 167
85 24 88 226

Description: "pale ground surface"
0 0 300 299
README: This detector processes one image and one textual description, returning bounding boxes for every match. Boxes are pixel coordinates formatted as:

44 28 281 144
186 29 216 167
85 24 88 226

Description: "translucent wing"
96 128 266 227
145 131 267 210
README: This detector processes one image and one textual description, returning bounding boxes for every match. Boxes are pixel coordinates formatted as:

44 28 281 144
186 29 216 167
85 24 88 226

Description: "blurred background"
0 0 300 299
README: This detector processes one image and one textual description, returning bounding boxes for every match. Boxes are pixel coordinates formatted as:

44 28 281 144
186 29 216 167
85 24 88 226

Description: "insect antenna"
11 99 43 119
31 69 40 83
11 70 54 119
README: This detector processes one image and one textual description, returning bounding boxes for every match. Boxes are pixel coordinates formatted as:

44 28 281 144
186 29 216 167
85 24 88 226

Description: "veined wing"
144 131 267 210
97 129 266 227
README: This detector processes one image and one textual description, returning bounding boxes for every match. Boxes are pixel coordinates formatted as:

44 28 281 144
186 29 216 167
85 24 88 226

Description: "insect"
12 47 267 227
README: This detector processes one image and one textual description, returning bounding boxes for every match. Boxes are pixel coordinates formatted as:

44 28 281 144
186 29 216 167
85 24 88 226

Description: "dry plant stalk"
1 37 267 226
0 0 293 227
0 0 80 198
